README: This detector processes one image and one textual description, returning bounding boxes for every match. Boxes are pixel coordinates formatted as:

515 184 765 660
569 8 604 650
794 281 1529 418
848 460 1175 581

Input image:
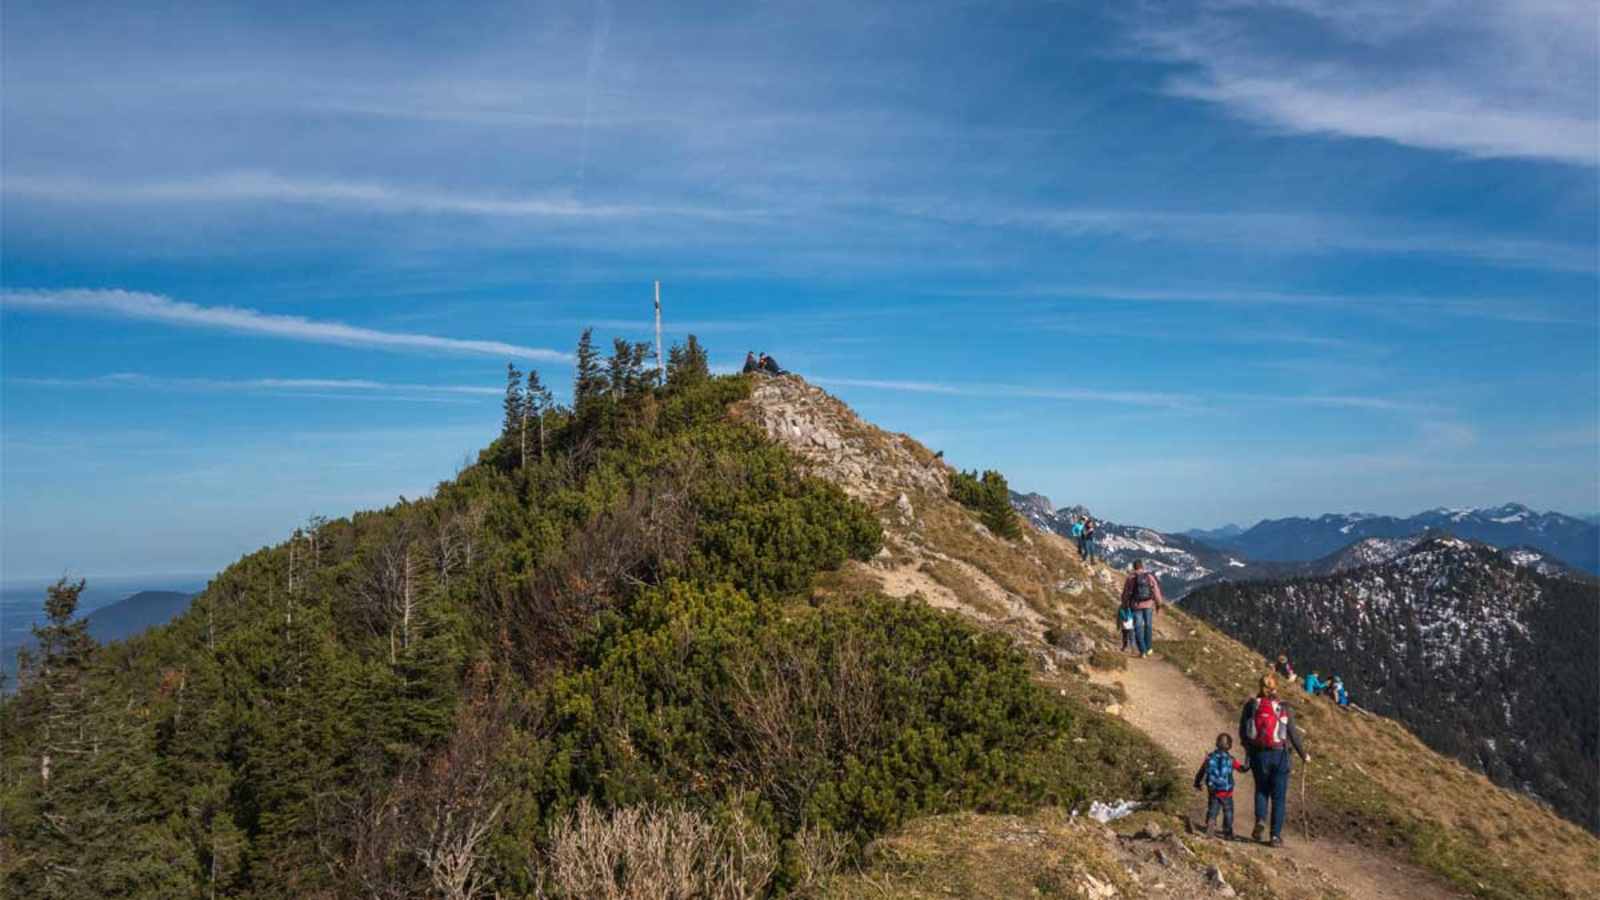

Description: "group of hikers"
1276 654 1351 708
1069 515 1100 563
741 351 786 376
1111 559 1341 847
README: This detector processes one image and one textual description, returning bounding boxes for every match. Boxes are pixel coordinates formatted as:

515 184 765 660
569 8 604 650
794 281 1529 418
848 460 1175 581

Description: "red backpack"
1246 697 1288 750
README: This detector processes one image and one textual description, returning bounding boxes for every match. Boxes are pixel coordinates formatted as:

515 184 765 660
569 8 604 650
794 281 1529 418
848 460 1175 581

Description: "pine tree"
524 369 553 463
683 334 709 380
11 578 111 897
502 363 524 442
573 329 603 419
608 337 636 396
32 578 95 790
668 335 711 387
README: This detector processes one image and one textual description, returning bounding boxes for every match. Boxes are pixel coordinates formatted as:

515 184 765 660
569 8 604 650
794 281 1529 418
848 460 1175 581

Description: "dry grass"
542 800 776 900
821 807 1349 900
818 809 1138 899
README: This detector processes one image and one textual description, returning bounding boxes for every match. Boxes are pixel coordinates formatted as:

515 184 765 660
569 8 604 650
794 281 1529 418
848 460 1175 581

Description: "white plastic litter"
1085 799 1143 823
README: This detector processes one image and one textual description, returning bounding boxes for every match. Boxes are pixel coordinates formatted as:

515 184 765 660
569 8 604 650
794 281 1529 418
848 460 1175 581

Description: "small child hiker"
1119 605 1135 653
1194 733 1249 838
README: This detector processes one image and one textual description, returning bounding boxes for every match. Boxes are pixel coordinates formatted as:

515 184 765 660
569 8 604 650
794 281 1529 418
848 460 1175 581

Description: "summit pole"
654 280 664 383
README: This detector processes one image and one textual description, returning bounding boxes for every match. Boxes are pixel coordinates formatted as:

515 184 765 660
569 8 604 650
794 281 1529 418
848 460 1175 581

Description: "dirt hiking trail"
1090 631 1466 900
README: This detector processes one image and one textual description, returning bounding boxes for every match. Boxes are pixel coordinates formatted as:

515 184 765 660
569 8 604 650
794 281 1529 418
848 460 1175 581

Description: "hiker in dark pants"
1119 560 1164 657
1083 518 1099 563
1238 673 1310 847
1194 732 1249 838
742 351 760 374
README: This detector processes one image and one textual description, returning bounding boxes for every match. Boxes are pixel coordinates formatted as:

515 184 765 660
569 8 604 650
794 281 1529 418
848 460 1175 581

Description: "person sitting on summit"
742 351 760 374
758 353 786 376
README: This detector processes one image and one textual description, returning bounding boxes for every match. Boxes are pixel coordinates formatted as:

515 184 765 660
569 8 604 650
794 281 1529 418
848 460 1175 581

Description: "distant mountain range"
1178 523 1245 543
1014 495 1599 597
1181 536 1600 833
1209 504 1599 574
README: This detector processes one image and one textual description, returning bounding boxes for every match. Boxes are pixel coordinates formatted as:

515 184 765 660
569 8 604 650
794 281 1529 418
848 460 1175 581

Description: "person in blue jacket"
1331 676 1349 708
1303 671 1324 696
1070 516 1086 557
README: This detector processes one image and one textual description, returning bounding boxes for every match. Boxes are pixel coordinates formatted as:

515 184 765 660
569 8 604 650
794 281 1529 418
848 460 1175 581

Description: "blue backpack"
1205 750 1235 793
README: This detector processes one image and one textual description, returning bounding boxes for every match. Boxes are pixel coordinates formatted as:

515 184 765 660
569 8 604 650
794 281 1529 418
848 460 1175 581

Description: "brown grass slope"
737 374 1600 900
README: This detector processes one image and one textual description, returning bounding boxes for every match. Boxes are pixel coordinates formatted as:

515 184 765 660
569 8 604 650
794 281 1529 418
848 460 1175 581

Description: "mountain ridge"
1218 503 1599 573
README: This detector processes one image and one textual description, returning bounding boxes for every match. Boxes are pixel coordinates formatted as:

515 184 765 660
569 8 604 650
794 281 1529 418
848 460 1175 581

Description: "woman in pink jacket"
1120 559 1165 657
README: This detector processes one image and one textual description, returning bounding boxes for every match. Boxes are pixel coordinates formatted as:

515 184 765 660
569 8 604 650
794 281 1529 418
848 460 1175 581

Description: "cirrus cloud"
0 288 572 363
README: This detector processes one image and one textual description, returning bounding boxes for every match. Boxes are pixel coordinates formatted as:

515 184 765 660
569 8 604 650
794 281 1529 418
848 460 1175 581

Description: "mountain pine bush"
950 469 1022 540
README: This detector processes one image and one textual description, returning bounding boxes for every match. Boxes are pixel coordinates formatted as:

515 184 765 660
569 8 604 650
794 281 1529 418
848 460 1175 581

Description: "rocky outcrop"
738 373 1133 673
737 375 948 503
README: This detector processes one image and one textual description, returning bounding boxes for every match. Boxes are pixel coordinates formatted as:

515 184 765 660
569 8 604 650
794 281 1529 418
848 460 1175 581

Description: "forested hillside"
1182 537 1600 833
0 333 1165 899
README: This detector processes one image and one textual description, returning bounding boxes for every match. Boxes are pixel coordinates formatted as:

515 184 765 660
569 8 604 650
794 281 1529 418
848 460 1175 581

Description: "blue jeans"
1083 539 1096 563
1131 607 1153 654
1248 749 1292 839
1206 794 1235 833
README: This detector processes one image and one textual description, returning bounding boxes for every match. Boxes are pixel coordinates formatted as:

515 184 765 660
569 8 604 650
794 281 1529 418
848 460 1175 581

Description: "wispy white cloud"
895 204 1597 273
812 376 1200 410
4 172 760 222
968 284 1596 323
0 289 572 362
1131 0 1598 166
817 375 1440 417
1287 394 1430 413
10 372 503 398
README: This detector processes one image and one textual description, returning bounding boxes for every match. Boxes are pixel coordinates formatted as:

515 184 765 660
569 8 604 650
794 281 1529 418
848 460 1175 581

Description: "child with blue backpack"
1118 605 1135 653
1194 732 1250 838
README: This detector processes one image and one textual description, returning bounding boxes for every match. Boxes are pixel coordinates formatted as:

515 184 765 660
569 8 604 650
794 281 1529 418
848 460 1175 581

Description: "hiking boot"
1271 835 1284 848
1221 828 1235 840
1251 822 1265 844
1201 821 1212 837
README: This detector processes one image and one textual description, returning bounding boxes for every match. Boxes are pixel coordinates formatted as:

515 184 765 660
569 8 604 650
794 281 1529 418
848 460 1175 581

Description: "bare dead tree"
346 696 517 900
511 472 700 674
352 521 427 663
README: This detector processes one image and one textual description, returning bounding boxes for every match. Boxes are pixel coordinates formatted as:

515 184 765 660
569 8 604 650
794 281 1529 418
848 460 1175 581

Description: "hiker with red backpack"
1120 560 1164 657
1238 673 1310 847
1194 732 1250 838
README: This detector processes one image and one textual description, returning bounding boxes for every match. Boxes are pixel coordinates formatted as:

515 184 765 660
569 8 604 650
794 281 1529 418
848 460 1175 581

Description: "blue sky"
2 0 1596 579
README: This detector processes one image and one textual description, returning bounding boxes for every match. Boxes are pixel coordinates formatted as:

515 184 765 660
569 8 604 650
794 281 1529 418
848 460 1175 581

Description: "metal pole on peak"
654 280 665 383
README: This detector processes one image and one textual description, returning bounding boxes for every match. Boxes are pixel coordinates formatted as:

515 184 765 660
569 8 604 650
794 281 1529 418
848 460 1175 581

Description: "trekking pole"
1299 758 1312 839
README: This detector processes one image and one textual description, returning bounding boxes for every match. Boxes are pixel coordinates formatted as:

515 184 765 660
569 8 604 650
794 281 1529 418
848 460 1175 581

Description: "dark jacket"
1238 695 1308 760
